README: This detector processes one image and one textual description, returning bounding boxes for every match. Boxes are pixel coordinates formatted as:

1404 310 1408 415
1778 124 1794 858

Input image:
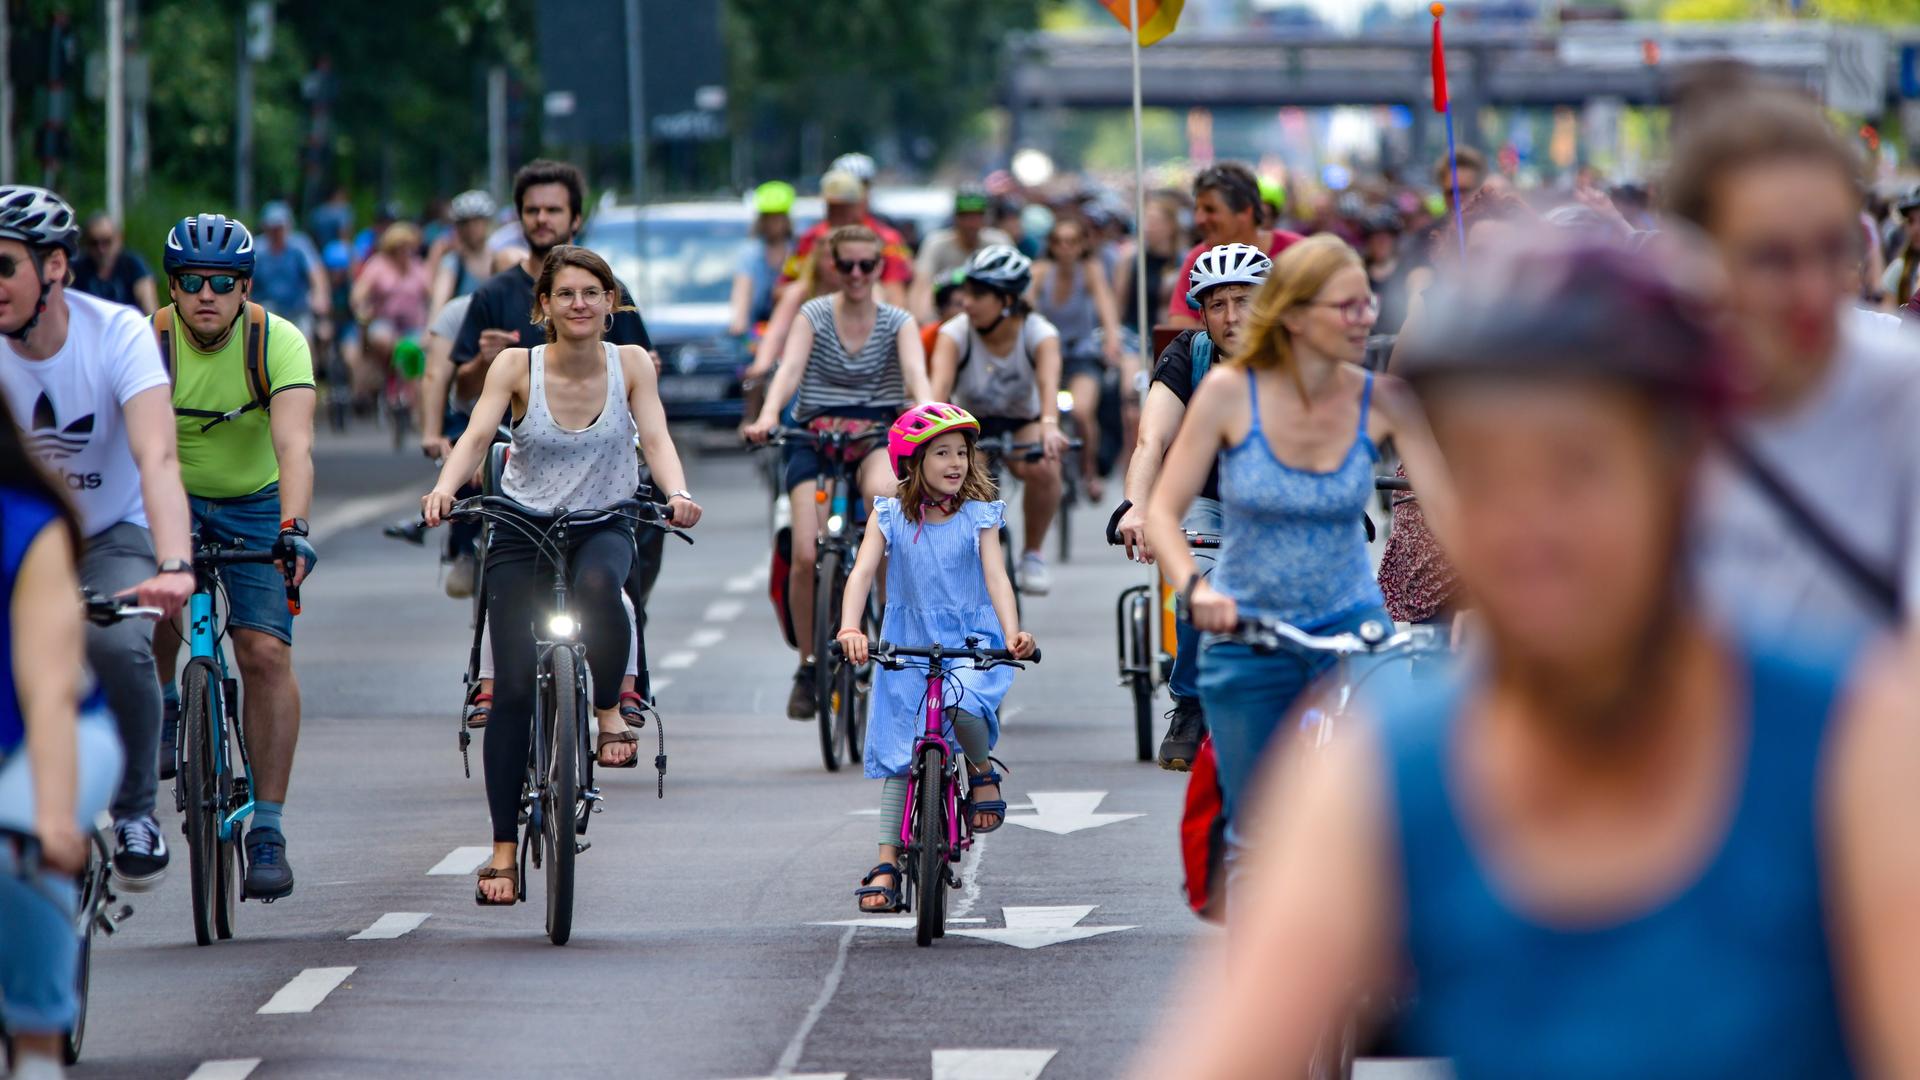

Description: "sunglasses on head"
835 257 880 276
174 273 242 296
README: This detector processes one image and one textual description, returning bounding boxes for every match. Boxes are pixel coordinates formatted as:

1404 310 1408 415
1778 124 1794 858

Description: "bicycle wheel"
813 549 844 772
1000 525 1024 621
63 844 102 1064
1130 673 1157 763
912 746 947 947
843 596 879 767
543 648 583 946
180 660 220 947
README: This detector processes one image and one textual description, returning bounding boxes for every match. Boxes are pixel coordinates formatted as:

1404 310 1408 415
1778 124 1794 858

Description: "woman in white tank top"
423 246 703 906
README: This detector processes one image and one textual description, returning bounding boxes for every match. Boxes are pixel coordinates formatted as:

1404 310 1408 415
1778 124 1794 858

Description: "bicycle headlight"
827 513 845 536
548 613 578 639
1057 389 1076 413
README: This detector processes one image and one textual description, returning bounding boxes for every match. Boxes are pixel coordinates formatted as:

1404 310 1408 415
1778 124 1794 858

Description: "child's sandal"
965 757 1011 833
854 863 905 913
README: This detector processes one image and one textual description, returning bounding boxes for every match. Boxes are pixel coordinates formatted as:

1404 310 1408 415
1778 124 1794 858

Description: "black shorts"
977 416 1039 440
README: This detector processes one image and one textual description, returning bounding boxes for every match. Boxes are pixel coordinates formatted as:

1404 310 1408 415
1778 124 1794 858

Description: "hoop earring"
604 312 614 332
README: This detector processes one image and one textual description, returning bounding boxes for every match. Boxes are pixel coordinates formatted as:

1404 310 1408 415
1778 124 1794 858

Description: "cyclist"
0 186 193 890
1665 87 1920 637
909 185 1013 322
0 414 125 1080
1165 163 1303 330
149 213 317 901
429 190 503 318
1114 241 1271 771
744 224 935 720
836 403 1035 913
727 181 796 340
70 212 157 315
348 222 432 403
421 245 701 907
250 202 329 344
783 169 913 309
1134 236 1917 1080
928 246 1070 593
1142 235 1452 882
1030 217 1129 509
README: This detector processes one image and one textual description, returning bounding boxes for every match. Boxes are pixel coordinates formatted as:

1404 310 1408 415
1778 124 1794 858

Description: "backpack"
1189 329 1215 385
153 302 273 432
1180 734 1228 923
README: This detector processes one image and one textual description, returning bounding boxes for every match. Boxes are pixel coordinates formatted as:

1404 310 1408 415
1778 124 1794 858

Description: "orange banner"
1099 0 1185 47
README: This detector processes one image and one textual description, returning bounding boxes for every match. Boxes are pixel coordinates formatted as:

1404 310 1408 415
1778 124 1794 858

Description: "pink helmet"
888 402 980 478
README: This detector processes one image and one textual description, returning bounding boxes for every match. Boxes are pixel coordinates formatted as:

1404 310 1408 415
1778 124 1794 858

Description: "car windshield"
582 214 743 309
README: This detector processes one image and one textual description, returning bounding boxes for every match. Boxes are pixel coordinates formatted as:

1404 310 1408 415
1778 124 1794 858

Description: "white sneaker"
445 553 478 599
1019 552 1052 596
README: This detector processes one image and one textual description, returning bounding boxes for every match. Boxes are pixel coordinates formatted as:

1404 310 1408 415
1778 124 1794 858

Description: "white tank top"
501 342 639 514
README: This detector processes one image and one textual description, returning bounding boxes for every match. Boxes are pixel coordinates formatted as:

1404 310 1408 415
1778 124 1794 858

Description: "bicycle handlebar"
755 427 891 452
1374 476 1411 492
974 432 1085 464
830 639 1041 668
1220 615 1440 658
443 494 693 545
81 590 163 627
194 540 301 616
1103 500 1222 550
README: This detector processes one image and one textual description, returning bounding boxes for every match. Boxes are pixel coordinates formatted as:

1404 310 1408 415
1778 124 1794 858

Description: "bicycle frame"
899 656 965 857
184 546 278 844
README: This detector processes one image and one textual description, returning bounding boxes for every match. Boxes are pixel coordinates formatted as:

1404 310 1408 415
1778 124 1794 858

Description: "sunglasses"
174 273 243 296
835 257 880 276
0 254 23 279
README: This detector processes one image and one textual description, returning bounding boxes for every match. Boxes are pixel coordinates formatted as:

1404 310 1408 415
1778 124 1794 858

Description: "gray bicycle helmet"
962 244 1032 297
450 189 496 223
0 186 79 340
164 214 255 276
1186 242 1273 309
830 152 877 184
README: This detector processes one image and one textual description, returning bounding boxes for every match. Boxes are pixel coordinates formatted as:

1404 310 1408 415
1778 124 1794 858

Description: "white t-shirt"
938 312 1058 420
1694 308 1920 642
0 290 169 536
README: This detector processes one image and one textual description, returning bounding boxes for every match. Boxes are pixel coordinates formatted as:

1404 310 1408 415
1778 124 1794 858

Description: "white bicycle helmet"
450 189 496 222
962 244 1032 296
1186 242 1273 309
829 153 876 184
0 186 78 256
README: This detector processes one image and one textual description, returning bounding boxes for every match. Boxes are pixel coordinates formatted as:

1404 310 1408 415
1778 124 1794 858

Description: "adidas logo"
27 391 94 461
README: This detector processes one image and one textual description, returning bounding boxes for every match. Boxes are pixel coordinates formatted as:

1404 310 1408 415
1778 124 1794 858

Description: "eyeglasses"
174 273 242 296
551 287 607 306
1307 296 1380 324
835 257 880 276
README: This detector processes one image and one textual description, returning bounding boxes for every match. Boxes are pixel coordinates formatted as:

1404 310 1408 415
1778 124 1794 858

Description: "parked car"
581 201 759 426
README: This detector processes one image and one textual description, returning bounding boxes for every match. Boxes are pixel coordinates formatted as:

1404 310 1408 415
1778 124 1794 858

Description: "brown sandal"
596 728 641 768
474 865 518 906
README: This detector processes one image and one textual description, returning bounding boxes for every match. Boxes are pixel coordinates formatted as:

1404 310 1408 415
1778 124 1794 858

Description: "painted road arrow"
950 905 1135 949
722 1048 1057 1080
1002 791 1142 835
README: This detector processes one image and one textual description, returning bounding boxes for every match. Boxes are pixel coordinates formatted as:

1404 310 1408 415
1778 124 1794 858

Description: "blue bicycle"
173 538 297 946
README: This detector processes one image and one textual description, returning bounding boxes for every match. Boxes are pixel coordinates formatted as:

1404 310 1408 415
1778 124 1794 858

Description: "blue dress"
864 497 1016 780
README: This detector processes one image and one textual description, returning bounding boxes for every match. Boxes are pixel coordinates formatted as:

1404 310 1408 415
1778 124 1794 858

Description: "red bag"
769 525 797 648
1180 735 1228 923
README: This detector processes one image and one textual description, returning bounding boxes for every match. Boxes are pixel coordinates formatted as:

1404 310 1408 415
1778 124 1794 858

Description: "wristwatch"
667 490 693 502
157 559 192 575
280 518 310 536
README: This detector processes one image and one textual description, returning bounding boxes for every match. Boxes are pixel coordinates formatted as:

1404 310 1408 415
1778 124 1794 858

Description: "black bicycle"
974 431 1084 613
441 494 687 945
758 428 887 773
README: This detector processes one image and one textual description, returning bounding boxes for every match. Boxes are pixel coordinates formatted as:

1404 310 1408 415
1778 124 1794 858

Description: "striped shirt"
793 296 912 421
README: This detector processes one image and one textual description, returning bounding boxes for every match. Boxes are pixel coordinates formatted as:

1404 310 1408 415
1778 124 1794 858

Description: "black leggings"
483 525 634 843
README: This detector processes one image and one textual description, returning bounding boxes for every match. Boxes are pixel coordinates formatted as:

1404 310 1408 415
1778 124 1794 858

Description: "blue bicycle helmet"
164 214 255 276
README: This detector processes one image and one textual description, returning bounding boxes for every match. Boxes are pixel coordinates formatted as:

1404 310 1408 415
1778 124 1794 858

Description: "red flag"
1430 3 1449 114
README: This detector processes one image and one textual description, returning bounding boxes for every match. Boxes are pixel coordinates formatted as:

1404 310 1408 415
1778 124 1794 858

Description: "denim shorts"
782 407 897 492
189 483 292 643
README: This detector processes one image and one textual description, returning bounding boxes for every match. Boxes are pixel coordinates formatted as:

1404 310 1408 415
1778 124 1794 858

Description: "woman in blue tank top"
0 413 126 1075
1143 234 1455 871
1132 239 1918 1078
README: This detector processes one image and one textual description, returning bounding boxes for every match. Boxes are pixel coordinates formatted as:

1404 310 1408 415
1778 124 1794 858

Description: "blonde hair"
1228 234 1365 394
378 221 422 258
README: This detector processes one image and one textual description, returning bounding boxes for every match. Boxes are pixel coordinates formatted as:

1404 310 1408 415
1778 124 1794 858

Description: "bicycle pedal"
575 840 591 855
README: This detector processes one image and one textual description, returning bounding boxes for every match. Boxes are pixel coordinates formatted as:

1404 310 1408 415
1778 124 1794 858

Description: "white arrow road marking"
258 966 355 1014
704 599 746 622
1002 791 1143 835
426 846 490 875
933 1049 1059 1080
688 628 726 649
812 915 987 929
949 906 1135 950
350 912 430 940
659 650 700 670
185 1061 261 1080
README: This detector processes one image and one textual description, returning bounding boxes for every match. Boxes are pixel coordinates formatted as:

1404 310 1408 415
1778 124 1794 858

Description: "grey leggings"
878 708 991 845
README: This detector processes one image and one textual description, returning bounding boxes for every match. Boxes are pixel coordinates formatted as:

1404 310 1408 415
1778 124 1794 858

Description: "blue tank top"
1372 641 1856 1079
0 487 61 759
1211 368 1383 628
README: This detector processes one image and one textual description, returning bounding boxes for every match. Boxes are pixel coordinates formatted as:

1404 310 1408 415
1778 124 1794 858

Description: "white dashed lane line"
185 1060 262 1080
350 912 431 940
426 846 491 875
659 651 699 671
704 599 746 622
258 967 355 1015
688 628 726 649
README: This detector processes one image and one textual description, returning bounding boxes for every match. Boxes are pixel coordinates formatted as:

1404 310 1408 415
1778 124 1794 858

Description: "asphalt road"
70 424 1212 1080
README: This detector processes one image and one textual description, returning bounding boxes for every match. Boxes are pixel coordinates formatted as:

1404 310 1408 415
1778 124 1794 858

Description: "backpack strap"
151 306 175 382
1722 434 1901 619
1190 330 1214 386
244 301 273 411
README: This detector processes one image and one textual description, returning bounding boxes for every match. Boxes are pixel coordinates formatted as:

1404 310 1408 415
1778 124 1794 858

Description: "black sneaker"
786 663 817 721
1157 696 1206 772
243 826 295 900
158 697 179 781
112 813 169 891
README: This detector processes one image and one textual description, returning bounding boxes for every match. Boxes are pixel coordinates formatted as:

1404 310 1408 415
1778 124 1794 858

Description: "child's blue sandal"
855 862 906 912
966 757 1011 833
